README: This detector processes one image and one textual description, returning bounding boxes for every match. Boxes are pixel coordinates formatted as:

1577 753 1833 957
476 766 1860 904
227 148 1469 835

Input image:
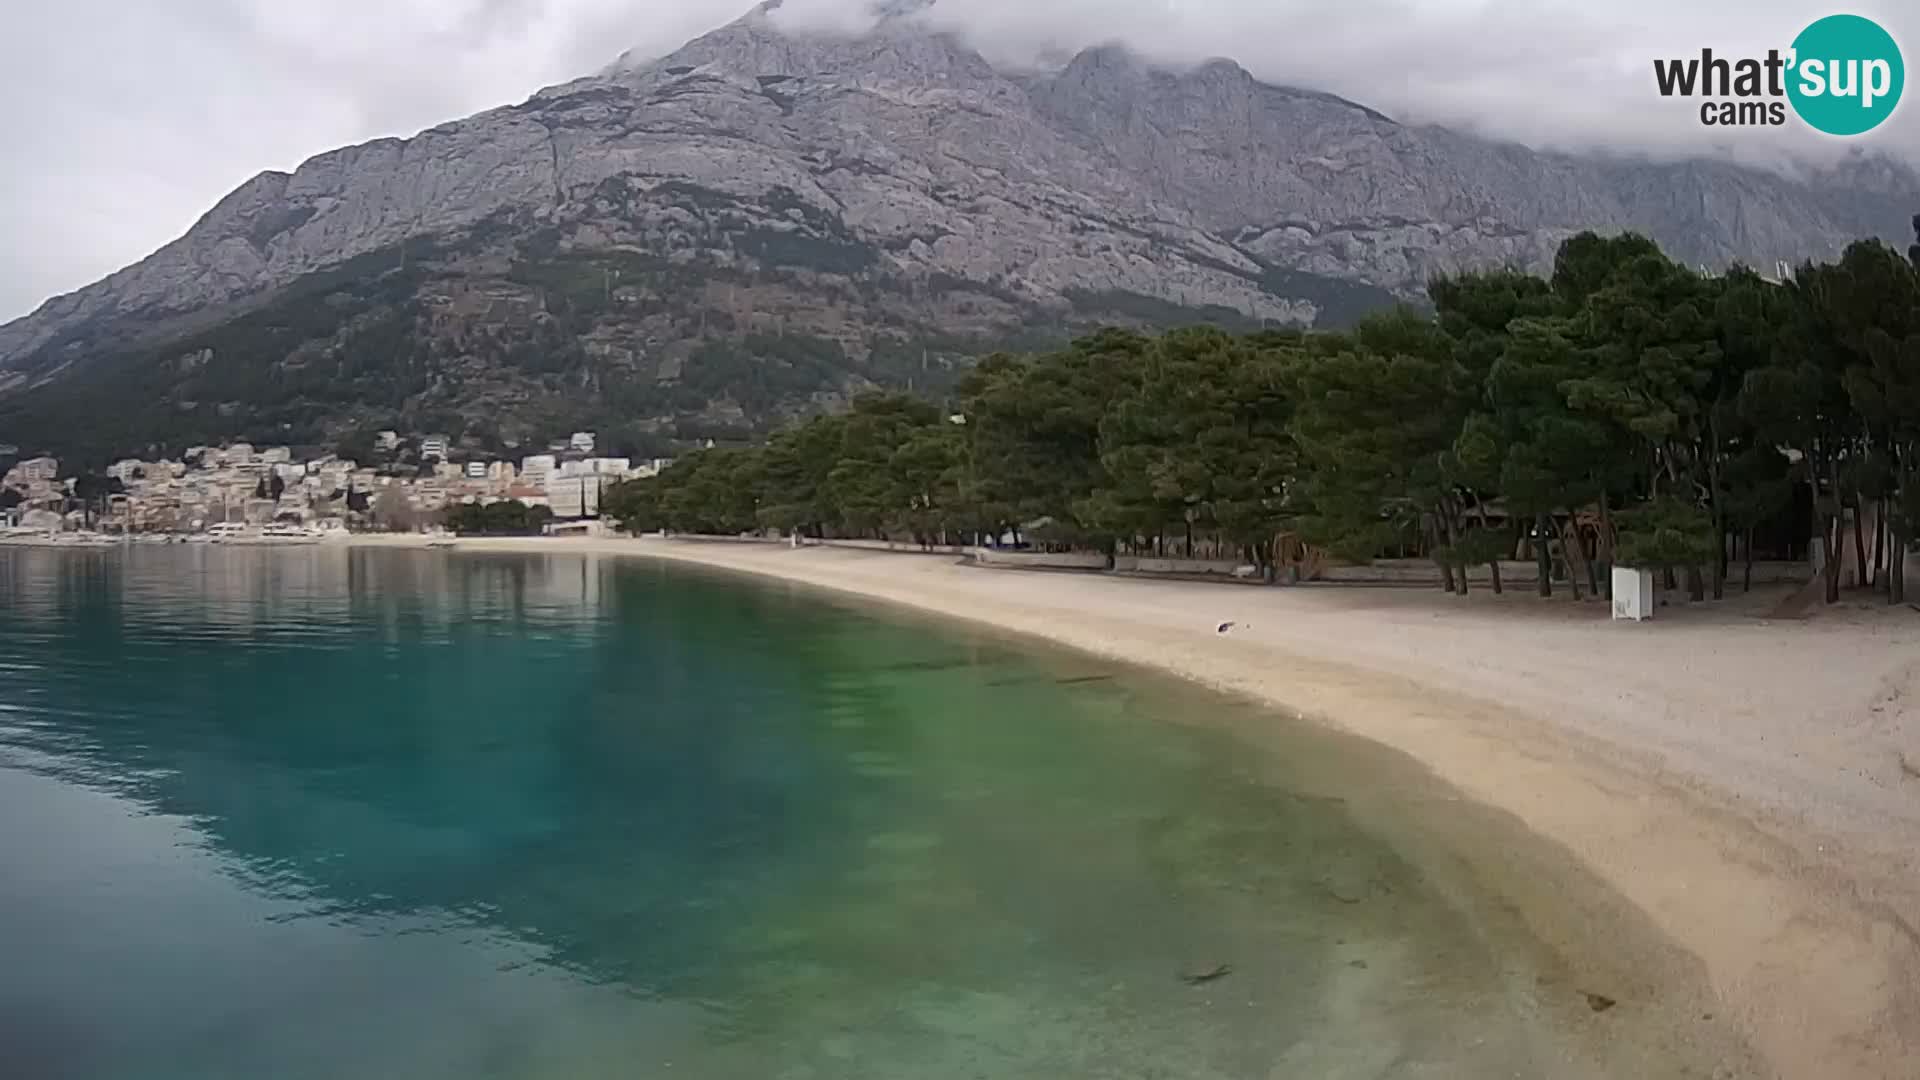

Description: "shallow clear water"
0 547 1736 1079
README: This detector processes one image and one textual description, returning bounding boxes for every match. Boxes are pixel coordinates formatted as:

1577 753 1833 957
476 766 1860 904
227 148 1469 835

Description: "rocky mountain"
2 1 1915 463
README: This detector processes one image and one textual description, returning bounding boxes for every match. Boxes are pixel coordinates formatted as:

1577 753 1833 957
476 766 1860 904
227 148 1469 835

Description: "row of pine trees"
606 223 1920 604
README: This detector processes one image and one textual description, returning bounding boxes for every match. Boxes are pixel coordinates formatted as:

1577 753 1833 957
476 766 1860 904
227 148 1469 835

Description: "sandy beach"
359 533 1920 1076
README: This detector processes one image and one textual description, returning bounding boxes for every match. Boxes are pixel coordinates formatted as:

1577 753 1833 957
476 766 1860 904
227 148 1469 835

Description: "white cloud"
2 0 1914 322
0 0 748 322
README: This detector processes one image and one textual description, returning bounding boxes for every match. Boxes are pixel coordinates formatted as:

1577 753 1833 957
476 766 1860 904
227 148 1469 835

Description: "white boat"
209 523 322 546
258 524 322 546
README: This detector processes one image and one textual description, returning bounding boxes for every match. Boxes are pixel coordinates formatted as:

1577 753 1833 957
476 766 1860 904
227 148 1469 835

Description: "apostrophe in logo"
1787 14 1904 135
1652 13 1904 136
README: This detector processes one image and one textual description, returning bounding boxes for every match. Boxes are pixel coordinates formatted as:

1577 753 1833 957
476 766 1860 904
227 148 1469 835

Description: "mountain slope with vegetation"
1 3 1915 464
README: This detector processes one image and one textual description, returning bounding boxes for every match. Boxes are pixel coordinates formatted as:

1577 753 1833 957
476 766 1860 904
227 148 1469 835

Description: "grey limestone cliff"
1 3 1913 454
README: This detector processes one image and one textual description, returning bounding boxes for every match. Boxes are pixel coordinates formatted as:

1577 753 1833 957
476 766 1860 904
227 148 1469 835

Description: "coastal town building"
504 482 549 507
519 454 557 488
5 456 59 488
5 439 656 535
547 474 605 519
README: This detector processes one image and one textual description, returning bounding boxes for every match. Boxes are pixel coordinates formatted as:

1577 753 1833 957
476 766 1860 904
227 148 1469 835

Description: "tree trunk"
1824 515 1844 604
1425 516 1455 593
1894 526 1907 605
1472 494 1502 595
1708 421 1726 601
1817 466 1837 602
1899 463 1915 605
1562 519 1589 601
1743 527 1755 593
1442 500 1468 596
1853 500 1870 590
1873 498 1887 592
1536 514 1554 599
1891 467 1909 604
1597 491 1615 600
1685 563 1705 602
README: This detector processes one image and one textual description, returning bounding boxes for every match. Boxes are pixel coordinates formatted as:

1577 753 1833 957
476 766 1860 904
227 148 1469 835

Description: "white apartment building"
4 456 59 486
548 474 605 519
314 464 355 493
410 478 451 510
569 431 597 454
519 454 557 486
421 435 450 460
465 461 489 479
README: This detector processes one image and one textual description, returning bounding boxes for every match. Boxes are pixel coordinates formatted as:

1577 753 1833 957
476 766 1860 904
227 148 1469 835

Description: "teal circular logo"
1787 14 1904 135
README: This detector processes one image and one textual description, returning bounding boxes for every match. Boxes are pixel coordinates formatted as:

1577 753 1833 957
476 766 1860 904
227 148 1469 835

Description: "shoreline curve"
356 533 1920 1077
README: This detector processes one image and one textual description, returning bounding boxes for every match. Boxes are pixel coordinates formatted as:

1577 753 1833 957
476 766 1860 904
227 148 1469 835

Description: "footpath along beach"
359 533 1920 1077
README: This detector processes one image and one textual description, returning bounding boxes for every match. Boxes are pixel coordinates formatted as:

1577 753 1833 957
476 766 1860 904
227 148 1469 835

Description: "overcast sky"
3 0 1914 323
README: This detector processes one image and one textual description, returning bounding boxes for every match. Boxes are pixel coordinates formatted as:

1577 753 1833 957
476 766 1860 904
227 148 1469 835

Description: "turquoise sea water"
0 547 1743 1079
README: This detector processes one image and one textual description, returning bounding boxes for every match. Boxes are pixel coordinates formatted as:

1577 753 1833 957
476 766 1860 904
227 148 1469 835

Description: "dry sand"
362 534 1920 1076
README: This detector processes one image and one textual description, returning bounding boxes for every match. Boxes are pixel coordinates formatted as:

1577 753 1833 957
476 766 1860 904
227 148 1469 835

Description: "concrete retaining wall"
1113 555 1251 576
968 549 1110 571
810 538 974 556
1316 559 1541 586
